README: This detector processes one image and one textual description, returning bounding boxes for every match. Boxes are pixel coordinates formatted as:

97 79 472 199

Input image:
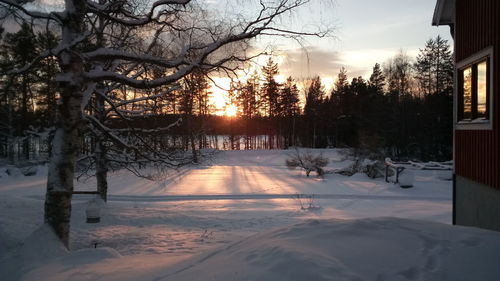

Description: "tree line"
1 30 453 165
301 36 453 161
167 36 454 161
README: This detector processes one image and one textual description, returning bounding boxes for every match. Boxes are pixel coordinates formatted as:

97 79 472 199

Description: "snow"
0 224 68 281
7 219 500 281
0 149 493 281
160 218 500 281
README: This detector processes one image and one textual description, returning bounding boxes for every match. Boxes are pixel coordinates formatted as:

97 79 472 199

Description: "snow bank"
164 217 500 281
0 224 68 281
0 150 458 280
0 225 17 256
0 223 123 281
7 218 500 281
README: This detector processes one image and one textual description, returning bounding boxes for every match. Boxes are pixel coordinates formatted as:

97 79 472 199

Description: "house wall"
454 0 500 189
455 176 500 231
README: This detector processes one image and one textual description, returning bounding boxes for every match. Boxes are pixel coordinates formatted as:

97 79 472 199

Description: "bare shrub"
293 194 321 211
336 136 386 177
335 159 363 176
286 148 328 177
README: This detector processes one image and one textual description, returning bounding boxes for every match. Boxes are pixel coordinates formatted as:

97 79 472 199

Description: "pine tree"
304 76 325 117
280 76 300 117
415 38 435 96
434 35 454 94
279 76 300 147
368 63 385 94
334 67 348 93
261 57 281 117
414 36 453 96
330 67 349 116
235 72 260 149
238 72 260 118
414 36 453 160
304 76 325 148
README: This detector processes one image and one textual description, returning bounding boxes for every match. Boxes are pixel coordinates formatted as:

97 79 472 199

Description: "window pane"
477 60 488 118
462 66 472 119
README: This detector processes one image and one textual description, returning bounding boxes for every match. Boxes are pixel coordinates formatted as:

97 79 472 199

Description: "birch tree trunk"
95 140 108 201
95 93 108 202
44 0 85 248
44 93 82 247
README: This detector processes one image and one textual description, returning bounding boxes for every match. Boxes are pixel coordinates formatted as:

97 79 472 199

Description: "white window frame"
455 46 494 130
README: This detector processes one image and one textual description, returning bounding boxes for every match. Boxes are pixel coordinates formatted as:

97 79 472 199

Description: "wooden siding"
455 0 500 189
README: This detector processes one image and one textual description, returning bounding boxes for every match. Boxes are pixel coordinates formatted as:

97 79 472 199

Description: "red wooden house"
433 0 500 231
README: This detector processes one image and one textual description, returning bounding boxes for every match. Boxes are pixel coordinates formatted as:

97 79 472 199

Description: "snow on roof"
432 0 456 26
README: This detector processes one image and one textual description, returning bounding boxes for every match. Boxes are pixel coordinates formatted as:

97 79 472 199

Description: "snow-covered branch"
83 48 188 68
107 86 179 109
0 0 64 23
86 0 190 27
85 31 263 88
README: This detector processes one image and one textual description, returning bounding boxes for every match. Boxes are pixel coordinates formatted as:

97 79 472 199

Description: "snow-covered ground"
1 149 496 281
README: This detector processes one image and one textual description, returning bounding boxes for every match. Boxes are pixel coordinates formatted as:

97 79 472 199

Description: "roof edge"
432 0 455 26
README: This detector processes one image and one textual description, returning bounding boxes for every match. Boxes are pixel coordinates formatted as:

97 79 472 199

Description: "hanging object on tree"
86 197 102 223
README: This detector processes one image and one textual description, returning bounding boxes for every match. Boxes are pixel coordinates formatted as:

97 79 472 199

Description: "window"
456 47 493 129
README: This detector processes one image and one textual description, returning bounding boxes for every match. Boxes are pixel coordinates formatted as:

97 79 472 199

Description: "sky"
5 0 454 114
207 0 453 113
256 0 453 82
10 0 453 86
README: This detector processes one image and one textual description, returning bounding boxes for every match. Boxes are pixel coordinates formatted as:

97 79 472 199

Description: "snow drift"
164 217 500 281
14 217 500 281
0 224 68 281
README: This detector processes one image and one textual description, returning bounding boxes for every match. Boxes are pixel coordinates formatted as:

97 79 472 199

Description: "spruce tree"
261 57 281 118
368 63 385 95
280 76 300 117
414 36 453 96
304 76 325 147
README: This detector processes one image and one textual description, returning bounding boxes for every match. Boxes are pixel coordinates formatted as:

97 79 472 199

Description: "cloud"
276 46 421 82
277 47 343 79
342 48 419 76
277 47 372 81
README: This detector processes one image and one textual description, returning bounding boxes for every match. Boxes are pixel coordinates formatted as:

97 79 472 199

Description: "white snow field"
1 149 498 280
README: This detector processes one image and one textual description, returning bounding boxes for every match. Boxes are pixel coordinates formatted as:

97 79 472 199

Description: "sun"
225 104 238 117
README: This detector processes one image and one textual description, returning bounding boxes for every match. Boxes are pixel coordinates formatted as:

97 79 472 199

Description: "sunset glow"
225 104 238 117
210 77 232 115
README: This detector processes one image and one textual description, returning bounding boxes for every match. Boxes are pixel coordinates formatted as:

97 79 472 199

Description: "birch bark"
44 0 86 248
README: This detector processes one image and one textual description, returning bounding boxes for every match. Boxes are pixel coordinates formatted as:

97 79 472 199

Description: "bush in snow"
364 160 387 179
293 194 321 211
336 140 387 177
20 166 38 176
333 156 387 178
286 149 328 177
335 158 363 176
4 167 21 177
